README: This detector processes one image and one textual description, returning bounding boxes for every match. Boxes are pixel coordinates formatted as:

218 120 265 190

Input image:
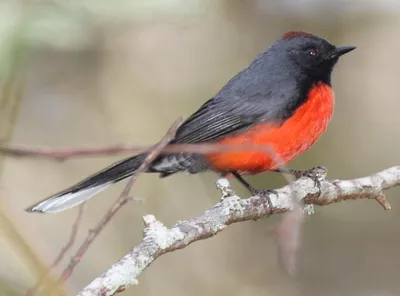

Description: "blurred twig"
0 144 147 160
1 132 317 278
0 211 66 296
1 142 310 160
26 203 86 296
57 117 183 284
77 166 399 296
0 20 65 295
241 145 306 276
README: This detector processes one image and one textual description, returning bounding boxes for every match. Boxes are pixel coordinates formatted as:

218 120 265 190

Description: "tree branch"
77 166 399 296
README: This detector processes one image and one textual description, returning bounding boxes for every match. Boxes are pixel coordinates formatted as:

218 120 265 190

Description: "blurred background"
1 0 399 295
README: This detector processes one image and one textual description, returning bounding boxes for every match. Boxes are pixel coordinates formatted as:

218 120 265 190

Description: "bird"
26 31 355 214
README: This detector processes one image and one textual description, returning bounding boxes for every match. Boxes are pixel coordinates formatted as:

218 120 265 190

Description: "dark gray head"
272 31 356 84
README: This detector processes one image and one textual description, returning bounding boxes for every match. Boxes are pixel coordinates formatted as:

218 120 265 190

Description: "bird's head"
275 31 356 84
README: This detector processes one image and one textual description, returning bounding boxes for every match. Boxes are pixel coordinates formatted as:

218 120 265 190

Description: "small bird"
27 31 355 213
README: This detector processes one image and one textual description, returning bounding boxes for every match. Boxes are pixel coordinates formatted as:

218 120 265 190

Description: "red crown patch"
282 31 313 40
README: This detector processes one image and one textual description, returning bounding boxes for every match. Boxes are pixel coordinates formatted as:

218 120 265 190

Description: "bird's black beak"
331 46 356 58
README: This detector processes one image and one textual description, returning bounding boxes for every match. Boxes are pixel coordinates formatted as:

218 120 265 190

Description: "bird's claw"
289 166 327 197
250 188 278 214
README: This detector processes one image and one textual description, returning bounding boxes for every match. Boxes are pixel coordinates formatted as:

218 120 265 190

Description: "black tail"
26 154 147 213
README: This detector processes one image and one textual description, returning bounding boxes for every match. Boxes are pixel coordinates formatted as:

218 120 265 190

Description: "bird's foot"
283 166 328 196
287 166 327 179
250 187 278 214
230 171 278 213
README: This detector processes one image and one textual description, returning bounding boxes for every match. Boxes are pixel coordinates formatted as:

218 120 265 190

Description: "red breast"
205 83 334 173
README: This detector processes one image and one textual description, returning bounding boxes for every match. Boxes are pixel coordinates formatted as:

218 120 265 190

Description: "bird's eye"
308 48 318 56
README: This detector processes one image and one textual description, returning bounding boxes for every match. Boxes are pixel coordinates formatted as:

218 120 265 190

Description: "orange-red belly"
205 83 334 173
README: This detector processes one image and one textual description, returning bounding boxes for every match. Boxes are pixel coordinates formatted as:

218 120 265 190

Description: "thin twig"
0 210 66 296
0 144 145 161
1 142 312 161
26 203 86 296
57 117 183 284
52 203 86 267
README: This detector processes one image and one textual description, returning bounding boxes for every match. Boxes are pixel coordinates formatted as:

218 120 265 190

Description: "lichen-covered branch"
77 166 400 296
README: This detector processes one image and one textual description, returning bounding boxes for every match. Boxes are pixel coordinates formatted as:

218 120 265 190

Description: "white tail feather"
28 183 111 213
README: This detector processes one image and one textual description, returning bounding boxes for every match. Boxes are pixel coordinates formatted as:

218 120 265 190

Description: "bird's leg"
231 172 276 213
